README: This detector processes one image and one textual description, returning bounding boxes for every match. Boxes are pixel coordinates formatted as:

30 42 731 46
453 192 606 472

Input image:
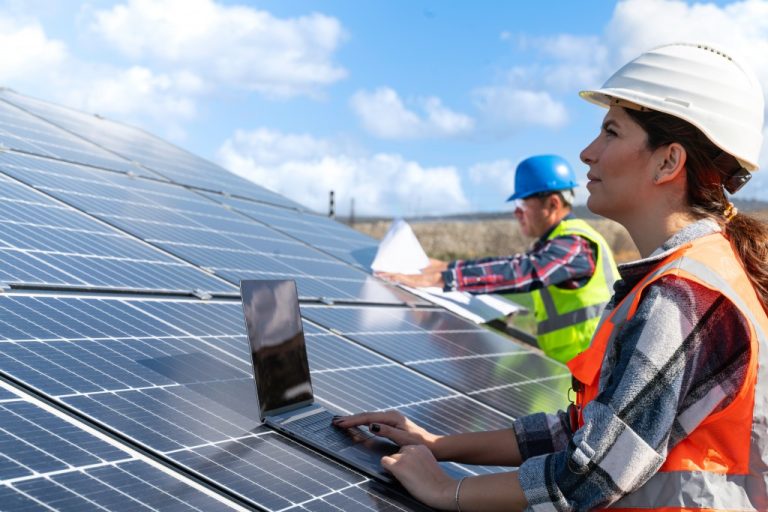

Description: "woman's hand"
332 410 441 453
382 444 457 510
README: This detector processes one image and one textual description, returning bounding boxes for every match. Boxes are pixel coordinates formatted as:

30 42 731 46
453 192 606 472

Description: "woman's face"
580 106 657 223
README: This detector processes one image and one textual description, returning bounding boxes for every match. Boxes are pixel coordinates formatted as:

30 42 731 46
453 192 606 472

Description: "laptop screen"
240 280 314 418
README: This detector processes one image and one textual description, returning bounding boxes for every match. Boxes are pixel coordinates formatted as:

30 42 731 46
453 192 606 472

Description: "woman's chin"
586 196 602 215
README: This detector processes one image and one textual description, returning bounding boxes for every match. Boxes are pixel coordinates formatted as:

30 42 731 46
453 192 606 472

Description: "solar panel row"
0 89 569 511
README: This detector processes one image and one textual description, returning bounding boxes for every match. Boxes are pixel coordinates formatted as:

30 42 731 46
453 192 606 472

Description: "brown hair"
625 107 768 309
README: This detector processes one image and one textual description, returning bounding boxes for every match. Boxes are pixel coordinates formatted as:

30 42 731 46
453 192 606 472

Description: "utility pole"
349 198 355 225
328 190 335 218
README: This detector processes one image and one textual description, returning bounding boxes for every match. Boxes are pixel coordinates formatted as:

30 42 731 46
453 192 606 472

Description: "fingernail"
370 423 380 433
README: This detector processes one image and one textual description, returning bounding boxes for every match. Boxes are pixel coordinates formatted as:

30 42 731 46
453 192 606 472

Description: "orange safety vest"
567 233 768 511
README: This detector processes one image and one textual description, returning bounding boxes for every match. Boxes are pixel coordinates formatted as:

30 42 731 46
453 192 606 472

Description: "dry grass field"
352 217 641 263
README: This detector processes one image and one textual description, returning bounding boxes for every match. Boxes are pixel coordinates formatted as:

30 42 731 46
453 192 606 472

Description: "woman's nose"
580 138 597 164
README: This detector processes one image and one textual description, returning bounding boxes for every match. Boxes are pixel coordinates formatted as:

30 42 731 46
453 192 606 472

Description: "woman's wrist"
454 476 468 512
432 476 463 511
427 433 448 460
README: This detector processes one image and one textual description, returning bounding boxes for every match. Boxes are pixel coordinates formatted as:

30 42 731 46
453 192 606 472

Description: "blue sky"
1 0 767 216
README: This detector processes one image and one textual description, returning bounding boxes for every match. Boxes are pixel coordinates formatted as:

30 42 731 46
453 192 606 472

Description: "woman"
334 42 768 511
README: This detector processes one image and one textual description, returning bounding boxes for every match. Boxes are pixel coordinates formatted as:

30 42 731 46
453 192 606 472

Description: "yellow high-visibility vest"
515 218 618 363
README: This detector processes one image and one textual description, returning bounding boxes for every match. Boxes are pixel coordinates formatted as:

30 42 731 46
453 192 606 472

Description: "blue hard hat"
507 155 578 201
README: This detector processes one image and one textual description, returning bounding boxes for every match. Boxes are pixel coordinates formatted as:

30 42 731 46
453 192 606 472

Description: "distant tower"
349 197 355 225
328 190 335 218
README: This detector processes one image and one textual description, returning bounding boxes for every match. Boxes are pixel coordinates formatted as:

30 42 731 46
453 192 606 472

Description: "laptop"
240 278 407 483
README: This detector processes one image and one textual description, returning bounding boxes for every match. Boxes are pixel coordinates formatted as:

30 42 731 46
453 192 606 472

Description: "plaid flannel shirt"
512 219 751 510
442 215 597 294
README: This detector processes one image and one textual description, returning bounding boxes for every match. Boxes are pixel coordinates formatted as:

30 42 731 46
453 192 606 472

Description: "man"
378 155 618 363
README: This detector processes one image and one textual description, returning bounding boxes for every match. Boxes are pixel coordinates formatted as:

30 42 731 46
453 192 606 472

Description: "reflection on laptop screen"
241 280 313 419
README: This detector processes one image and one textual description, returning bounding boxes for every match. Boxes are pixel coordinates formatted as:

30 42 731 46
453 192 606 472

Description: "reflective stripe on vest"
569 234 768 511
528 219 619 363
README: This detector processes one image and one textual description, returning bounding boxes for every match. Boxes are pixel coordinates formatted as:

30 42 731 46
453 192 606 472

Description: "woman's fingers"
366 421 414 446
332 410 404 429
381 451 401 469
333 410 437 448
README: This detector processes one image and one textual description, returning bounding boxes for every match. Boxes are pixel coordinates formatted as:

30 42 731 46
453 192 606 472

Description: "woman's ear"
654 143 687 184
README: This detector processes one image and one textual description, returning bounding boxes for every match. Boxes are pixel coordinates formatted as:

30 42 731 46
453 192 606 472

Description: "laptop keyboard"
288 410 373 452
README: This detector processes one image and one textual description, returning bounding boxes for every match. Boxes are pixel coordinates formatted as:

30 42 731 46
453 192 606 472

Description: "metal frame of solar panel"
0 90 569 511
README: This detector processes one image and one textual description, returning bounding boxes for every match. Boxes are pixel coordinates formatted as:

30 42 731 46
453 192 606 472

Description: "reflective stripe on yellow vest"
520 218 618 363
567 233 768 511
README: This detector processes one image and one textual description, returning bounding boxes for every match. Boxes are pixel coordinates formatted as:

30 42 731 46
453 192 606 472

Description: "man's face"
513 195 555 238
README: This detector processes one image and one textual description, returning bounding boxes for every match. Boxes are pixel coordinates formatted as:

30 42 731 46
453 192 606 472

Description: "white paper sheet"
370 218 429 274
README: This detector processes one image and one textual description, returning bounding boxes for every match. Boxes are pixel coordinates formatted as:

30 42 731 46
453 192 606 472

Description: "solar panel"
0 97 151 177
0 172 232 294
0 89 573 511
0 293 510 510
200 193 382 270
1 89 305 208
0 380 245 511
299 305 570 418
0 151 410 304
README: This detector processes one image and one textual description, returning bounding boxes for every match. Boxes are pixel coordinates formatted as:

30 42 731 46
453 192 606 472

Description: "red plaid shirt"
441 216 597 294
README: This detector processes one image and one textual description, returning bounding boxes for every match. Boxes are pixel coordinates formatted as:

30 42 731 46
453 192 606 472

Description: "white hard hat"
580 42 764 172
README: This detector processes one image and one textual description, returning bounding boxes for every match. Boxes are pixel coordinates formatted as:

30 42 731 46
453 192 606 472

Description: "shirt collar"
536 213 575 245
614 218 721 292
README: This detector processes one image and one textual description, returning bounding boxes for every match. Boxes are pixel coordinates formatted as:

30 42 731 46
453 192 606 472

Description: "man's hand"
375 258 449 288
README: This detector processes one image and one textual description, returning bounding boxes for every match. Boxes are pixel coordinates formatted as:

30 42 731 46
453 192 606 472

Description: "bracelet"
455 476 467 512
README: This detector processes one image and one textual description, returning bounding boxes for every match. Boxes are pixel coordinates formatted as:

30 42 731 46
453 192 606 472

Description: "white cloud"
512 34 608 92
472 87 568 131
0 12 206 140
469 159 517 200
90 0 347 97
58 66 204 139
0 17 66 79
515 0 768 103
350 87 474 139
217 128 470 216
